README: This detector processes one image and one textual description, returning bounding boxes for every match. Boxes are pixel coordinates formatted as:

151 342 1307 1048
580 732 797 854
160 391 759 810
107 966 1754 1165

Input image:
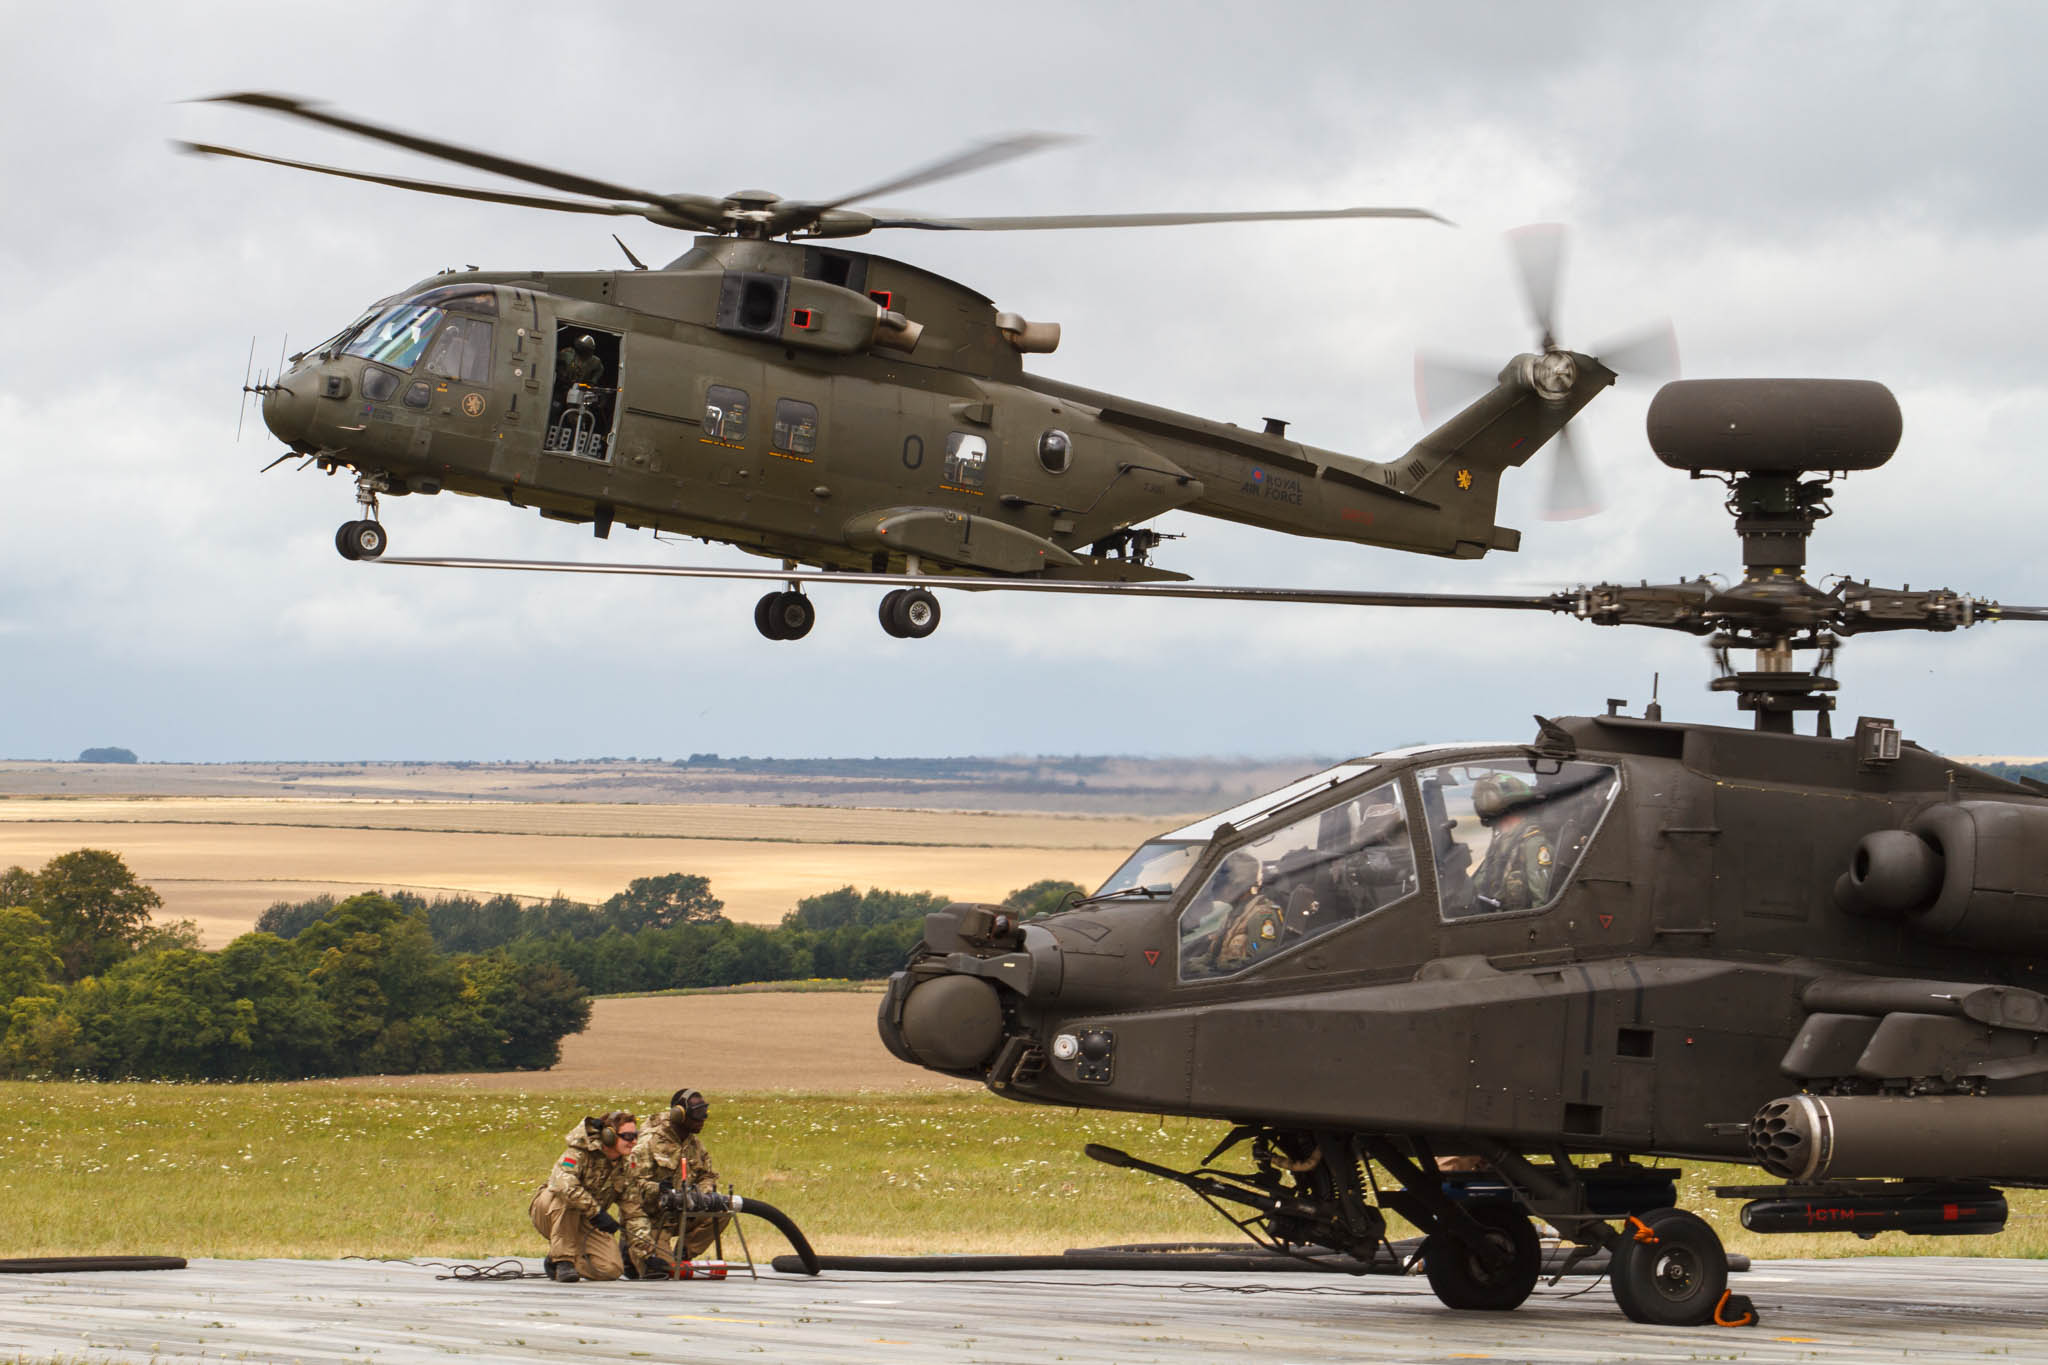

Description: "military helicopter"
186 93 1671 641
875 378 2048 1328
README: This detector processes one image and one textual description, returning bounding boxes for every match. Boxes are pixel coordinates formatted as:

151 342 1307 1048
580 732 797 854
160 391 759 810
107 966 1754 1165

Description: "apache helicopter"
187 93 1670 640
875 378 2048 1328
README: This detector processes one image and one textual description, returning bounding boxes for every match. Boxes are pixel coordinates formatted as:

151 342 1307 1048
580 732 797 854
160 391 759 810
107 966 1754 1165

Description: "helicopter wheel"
1421 1203 1541 1312
879 589 908 638
887 587 941 639
335 520 386 561
1608 1207 1729 1327
756 590 814 641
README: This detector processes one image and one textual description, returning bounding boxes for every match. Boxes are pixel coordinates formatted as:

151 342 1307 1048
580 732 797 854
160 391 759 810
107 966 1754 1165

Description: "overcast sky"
2 1 2044 763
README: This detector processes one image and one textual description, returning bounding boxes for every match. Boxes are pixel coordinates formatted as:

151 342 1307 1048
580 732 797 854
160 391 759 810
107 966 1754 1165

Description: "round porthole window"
1038 428 1072 474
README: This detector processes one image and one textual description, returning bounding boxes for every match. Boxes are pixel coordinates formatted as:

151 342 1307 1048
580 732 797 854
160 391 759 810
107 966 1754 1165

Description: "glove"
590 1211 620 1234
641 1253 677 1280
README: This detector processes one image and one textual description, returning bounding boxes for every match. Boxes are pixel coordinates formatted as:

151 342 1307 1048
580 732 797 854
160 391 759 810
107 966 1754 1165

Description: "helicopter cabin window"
1417 758 1620 920
1179 780 1417 981
944 433 990 490
422 316 494 386
546 325 622 461
772 399 820 458
342 302 444 371
361 367 402 403
704 385 749 443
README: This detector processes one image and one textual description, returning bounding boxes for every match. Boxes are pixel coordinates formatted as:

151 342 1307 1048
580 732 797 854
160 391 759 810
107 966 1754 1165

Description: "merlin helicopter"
875 378 2048 1328
187 93 1671 640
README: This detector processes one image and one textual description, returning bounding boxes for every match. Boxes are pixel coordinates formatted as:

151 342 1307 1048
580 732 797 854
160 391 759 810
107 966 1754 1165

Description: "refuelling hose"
721 1195 819 1275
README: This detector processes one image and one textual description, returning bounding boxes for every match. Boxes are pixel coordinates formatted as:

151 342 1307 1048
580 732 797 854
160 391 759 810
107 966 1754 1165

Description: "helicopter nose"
261 369 317 447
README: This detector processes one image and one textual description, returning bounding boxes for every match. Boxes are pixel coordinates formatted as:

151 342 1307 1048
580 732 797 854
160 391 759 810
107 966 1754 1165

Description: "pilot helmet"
1471 773 1537 824
575 333 597 353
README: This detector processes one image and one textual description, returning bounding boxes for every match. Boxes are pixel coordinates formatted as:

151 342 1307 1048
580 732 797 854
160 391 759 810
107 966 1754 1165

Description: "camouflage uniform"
624 1111 732 1270
558 344 605 388
1210 892 1285 971
1471 819 1555 911
528 1117 644 1281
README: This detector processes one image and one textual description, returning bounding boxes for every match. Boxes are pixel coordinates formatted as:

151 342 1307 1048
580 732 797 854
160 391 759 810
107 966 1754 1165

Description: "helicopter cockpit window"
422 316 494 386
1095 840 1203 900
944 433 989 490
1418 758 1620 920
342 303 444 371
408 285 498 315
1179 780 1416 980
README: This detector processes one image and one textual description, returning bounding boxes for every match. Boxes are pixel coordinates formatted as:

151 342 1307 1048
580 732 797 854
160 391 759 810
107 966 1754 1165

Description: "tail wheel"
889 587 941 639
1609 1207 1728 1326
1421 1203 1541 1311
878 589 909 638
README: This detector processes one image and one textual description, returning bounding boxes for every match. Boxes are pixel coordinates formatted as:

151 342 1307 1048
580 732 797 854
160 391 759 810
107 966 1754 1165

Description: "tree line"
0 850 587 1081
2 848 1086 1080
253 875 1085 997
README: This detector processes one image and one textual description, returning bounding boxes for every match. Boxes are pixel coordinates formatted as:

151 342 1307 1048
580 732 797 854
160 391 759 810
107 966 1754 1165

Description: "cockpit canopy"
334 286 500 382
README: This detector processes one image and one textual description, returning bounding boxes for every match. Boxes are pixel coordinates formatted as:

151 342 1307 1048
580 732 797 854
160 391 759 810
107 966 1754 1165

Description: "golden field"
0 797 1166 943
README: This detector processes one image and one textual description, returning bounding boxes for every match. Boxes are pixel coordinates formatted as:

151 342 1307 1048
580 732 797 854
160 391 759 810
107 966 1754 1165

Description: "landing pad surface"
3 1256 2046 1363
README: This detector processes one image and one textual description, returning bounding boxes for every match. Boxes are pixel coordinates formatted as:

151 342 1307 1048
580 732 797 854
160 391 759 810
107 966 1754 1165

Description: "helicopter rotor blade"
1985 603 2048 622
770 132 1078 234
175 141 644 218
1591 318 1681 382
235 335 255 441
369 555 1569 615
1507 222 1566 348
195 92 726 228
872 205 1452 232
1540 422 1602 522
1413 351 1506 423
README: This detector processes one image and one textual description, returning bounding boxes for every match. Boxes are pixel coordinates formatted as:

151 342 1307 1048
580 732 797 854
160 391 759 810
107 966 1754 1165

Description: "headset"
668 1088 710 1134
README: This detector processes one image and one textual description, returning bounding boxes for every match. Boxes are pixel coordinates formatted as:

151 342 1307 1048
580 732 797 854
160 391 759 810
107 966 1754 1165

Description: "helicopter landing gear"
1421 1203 1542 1311
335 519 386 560
335 473 389 561
1608 1207 1732 1326
879 588 941 639
755 590 815 641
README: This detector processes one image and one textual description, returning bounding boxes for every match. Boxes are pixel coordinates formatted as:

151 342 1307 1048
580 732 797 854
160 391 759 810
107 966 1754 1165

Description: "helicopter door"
545 325 623 461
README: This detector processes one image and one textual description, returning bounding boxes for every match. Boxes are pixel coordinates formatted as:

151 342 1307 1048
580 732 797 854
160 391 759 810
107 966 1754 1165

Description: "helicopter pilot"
1467 773 1555 914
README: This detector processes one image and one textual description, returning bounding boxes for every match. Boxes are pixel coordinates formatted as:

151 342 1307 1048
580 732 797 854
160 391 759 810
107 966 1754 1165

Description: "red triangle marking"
1143 949 1161 966
1598 914 1614 930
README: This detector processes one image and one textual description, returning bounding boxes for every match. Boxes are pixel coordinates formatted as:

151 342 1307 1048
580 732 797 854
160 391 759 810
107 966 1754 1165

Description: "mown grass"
3 1082 2043 1263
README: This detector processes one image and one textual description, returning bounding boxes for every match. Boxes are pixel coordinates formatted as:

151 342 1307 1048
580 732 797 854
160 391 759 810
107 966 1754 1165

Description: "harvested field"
339 990 970 1095
0 798 1160 942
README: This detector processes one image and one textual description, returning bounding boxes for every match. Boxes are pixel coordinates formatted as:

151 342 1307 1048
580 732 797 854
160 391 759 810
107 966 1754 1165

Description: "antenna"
1646 672 1663 722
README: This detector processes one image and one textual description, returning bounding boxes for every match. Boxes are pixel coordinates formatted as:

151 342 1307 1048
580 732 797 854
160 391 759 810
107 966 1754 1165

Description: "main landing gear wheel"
755 590 815 641
880 587 941 639
1609 1206 1730 1326
1421 1203 1542 1311
335 520 386 561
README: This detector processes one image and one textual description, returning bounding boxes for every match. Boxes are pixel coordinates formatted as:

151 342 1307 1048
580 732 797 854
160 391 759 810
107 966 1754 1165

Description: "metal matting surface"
2 1257 2046 1363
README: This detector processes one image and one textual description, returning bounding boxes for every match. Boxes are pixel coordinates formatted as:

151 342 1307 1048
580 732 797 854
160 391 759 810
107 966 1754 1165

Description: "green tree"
600 873 725 932
30 850 163 981
781 886 948 931
0 906 61 1006
1003 878 1086 918
465 954 590 1069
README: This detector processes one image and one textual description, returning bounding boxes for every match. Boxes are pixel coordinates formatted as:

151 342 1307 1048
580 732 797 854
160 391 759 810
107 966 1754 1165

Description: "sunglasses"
615 1131 639 1143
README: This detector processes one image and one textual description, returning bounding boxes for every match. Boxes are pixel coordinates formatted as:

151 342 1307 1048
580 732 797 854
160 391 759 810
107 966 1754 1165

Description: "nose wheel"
755 590 815 641
335 519 387 561
880 588 941 639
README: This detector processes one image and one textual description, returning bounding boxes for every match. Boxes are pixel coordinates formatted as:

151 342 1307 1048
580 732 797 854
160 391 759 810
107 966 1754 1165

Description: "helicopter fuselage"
260 237 1605 585
880 712 2048 1165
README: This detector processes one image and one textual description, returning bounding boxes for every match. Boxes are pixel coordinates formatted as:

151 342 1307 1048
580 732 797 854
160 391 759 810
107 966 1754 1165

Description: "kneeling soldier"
529 1109 643 1282
622 1088 732 1276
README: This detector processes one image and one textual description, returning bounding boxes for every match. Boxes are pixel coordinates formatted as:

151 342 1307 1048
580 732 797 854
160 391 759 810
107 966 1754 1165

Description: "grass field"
0 798 1162 942
5 1081 2044 1266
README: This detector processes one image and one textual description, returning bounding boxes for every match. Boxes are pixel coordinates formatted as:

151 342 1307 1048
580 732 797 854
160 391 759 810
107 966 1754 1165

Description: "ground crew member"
529 1108 644 1282
622 1088 731 1275
1469 773 1555 912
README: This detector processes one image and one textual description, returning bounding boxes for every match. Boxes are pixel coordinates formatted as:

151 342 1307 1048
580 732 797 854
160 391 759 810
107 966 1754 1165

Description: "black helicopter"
186 93 1670 640
871 378 2048 1328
